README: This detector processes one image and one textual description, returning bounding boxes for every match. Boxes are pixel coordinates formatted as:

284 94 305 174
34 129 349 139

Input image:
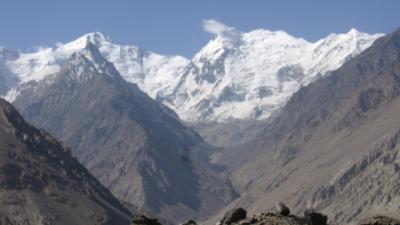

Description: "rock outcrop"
220 208 247 225
131 215 163 225
135 204 399 225
181 220 198 225
303 210 327 225
273 202 290 216
214 205 324 225
358 215 400 225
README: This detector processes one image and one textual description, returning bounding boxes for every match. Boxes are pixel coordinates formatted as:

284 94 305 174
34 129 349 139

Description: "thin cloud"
202 19 242 44
203 19 233 36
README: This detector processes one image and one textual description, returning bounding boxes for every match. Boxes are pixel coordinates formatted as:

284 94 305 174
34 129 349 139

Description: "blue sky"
1 0 399 57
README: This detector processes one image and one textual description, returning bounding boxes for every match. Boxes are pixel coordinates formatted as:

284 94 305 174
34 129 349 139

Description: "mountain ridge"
0 97 132 225
12 42 237 224
211 28 400 224
1 26 383 122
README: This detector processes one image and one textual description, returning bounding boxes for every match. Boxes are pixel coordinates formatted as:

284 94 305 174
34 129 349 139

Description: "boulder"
274 202 290 216
220 208 247 225
131 215 163 225
182 220 197 225
304 209 327 225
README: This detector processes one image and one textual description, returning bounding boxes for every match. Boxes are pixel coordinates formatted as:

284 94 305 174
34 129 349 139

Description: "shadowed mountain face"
214 29 400 223
12 43 237 224
0 98 132 225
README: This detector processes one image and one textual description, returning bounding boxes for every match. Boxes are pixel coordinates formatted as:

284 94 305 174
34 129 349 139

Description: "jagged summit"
66 41 123 81
11 41 237 223
215 27 400 224
2 26 384 122
60 31 112 50
184 25 384 121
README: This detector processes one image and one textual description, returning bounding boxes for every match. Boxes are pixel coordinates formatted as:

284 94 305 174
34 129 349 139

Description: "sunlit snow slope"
2 21 383 122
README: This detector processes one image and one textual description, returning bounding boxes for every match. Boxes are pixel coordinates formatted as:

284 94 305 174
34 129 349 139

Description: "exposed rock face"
214 29 400 223
0 98 132 225
12 42 237 224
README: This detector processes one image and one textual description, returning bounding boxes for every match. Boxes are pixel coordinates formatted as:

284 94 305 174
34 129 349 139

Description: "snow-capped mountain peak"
2 32 115 85
178 23 383 122
59 32 111 51
1 23 385 122
63 41 126 85
80 41 109 68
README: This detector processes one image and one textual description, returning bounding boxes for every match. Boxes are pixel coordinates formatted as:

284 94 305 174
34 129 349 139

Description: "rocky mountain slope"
0 23 390 223
0 98 132 225
11 42 237 224
2 23 382 123
214 28 400 223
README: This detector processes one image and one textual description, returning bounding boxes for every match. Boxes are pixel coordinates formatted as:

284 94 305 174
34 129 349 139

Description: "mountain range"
211 28 400 224
10 41 237 224
1 25 382 123
0 22 399 225
0 24 383 148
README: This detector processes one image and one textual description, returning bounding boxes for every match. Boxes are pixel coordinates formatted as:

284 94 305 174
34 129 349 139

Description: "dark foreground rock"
304 210 328 225
232 213 307 225
273 202 290 216
181 220 197 225
220 208 247 225
358 215 400 225
215 205 324 225
134 204 399 225
131 215 163 225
